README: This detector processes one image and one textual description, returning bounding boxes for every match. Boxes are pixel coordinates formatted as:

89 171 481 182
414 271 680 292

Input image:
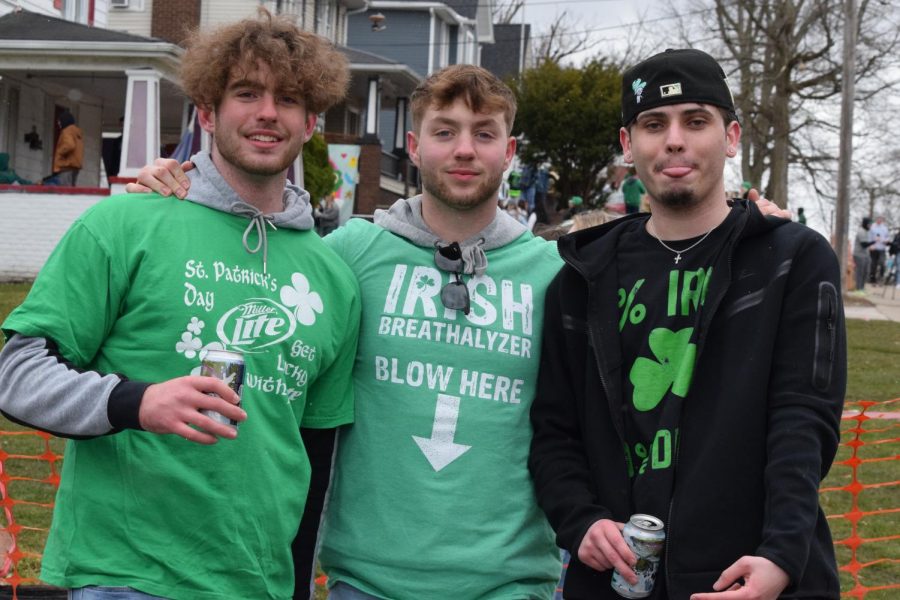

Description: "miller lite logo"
217 298 297 351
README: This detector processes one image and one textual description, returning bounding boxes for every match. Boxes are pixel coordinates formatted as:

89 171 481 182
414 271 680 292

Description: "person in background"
565 195 585 220
0 11 360 599
520 163 537 213
52 109 84 186
868 215 889 283
533 164 552 224
0 153 31 185
530 48 845 600
853 217 873 293
621 168 646 215
570 208 621 233
315 192 340 236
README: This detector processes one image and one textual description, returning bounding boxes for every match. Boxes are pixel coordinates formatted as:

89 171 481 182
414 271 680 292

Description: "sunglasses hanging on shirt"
433 241 471 315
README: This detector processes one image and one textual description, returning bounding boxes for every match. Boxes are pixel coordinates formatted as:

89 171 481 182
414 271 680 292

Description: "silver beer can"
199 349 245 429
611 513 666 598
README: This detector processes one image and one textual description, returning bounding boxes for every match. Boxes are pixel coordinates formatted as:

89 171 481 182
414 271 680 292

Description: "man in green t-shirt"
0 12 360 600
621 168 646 214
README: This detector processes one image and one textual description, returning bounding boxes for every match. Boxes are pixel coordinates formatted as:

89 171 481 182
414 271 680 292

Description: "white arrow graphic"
413 393 472 472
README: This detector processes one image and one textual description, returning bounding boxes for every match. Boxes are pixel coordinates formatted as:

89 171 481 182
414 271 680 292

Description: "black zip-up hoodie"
529 200 846 599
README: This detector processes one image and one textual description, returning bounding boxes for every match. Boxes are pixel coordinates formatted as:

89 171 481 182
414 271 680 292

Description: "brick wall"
355 142 383 215
151 0 200 45
0 193 105 281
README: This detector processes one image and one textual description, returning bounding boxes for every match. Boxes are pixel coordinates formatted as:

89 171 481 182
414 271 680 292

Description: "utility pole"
834 0 858 291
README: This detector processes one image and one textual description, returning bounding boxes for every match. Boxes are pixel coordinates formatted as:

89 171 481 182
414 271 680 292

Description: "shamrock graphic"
175 331 202 359
280 272 324 326
632 78 647 103
629 327 696 412
416 274 436 290
187 317 204 335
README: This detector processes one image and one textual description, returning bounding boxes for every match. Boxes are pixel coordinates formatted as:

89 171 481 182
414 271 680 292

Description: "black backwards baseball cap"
621 48 736 126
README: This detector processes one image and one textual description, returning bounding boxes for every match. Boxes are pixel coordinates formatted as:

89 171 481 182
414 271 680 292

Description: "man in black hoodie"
529 48 846 600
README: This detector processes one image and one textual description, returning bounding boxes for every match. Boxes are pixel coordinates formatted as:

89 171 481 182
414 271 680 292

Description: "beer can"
611 513 666 598
199 349 245 429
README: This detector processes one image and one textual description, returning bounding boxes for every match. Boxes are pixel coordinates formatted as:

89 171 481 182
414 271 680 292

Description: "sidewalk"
844 283 900 322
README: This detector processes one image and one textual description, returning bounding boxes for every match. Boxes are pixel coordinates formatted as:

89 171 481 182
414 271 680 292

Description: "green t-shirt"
320 219 562 599
3 194 360 600
615 214 733 521
622 176 646 210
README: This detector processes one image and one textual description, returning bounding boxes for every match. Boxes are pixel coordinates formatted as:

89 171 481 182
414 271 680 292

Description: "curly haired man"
0 11 359 600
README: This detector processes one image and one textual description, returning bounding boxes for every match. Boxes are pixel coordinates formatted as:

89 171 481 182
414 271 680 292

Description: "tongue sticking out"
661 166 693 178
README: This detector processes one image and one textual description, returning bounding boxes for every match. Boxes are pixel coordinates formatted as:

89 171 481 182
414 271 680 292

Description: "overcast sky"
521 0 661 64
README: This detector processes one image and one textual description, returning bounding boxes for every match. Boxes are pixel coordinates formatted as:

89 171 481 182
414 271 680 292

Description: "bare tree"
492 0 524 25
530 11 605 65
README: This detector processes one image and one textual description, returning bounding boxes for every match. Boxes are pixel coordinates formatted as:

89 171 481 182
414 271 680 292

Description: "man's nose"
453 132 476 158
257 93 279 120
665 123 686 152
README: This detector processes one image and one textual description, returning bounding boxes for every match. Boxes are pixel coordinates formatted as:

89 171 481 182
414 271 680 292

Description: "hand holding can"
611 514 666 598
200 349 245 430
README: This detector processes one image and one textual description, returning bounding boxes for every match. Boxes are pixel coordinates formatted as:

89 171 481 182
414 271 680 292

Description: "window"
60 0 91 24
316 0 334 39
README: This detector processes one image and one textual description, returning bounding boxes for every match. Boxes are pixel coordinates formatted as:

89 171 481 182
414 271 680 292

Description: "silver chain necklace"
646 220 714 264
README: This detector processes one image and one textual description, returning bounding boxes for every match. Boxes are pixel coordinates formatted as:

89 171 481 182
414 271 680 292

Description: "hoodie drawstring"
460 239 488 276
234 206 278 274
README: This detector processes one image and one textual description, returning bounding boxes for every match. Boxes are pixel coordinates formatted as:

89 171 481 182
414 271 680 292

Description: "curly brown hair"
410 64 517 134
180 10 349 114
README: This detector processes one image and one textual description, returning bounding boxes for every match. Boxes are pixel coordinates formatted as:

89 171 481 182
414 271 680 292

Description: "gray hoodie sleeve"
0 333 148 438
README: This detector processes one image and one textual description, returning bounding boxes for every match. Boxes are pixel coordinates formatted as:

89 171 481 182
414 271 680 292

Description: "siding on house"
2 0 107 26
349 10 431 77
0 193 105 281
200 0 258 28
107 0 153 37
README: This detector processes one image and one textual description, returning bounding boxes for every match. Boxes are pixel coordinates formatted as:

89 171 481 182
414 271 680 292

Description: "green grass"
0 283 29 344
0 278 61 583
0 283 897 596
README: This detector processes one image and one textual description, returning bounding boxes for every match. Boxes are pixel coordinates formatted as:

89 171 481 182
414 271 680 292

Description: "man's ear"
304 113 318 142
502 136 517 171
197 106 216 135
407 131 420 167
619 127 633 164
725 120 741 157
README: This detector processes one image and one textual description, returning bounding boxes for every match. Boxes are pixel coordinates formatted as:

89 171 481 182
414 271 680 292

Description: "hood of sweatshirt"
373 195 528 276
184 151 315 273
557 198 790 279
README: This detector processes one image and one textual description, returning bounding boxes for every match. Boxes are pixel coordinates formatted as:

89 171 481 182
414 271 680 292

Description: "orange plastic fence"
0 430 62 595
0 401 897 599
822 398 900 599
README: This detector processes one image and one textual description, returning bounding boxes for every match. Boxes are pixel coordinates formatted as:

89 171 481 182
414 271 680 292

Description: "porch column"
119 69 161 178
363 76 381 142
357 76 384 215
393 97 408 154
394 97 411 198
